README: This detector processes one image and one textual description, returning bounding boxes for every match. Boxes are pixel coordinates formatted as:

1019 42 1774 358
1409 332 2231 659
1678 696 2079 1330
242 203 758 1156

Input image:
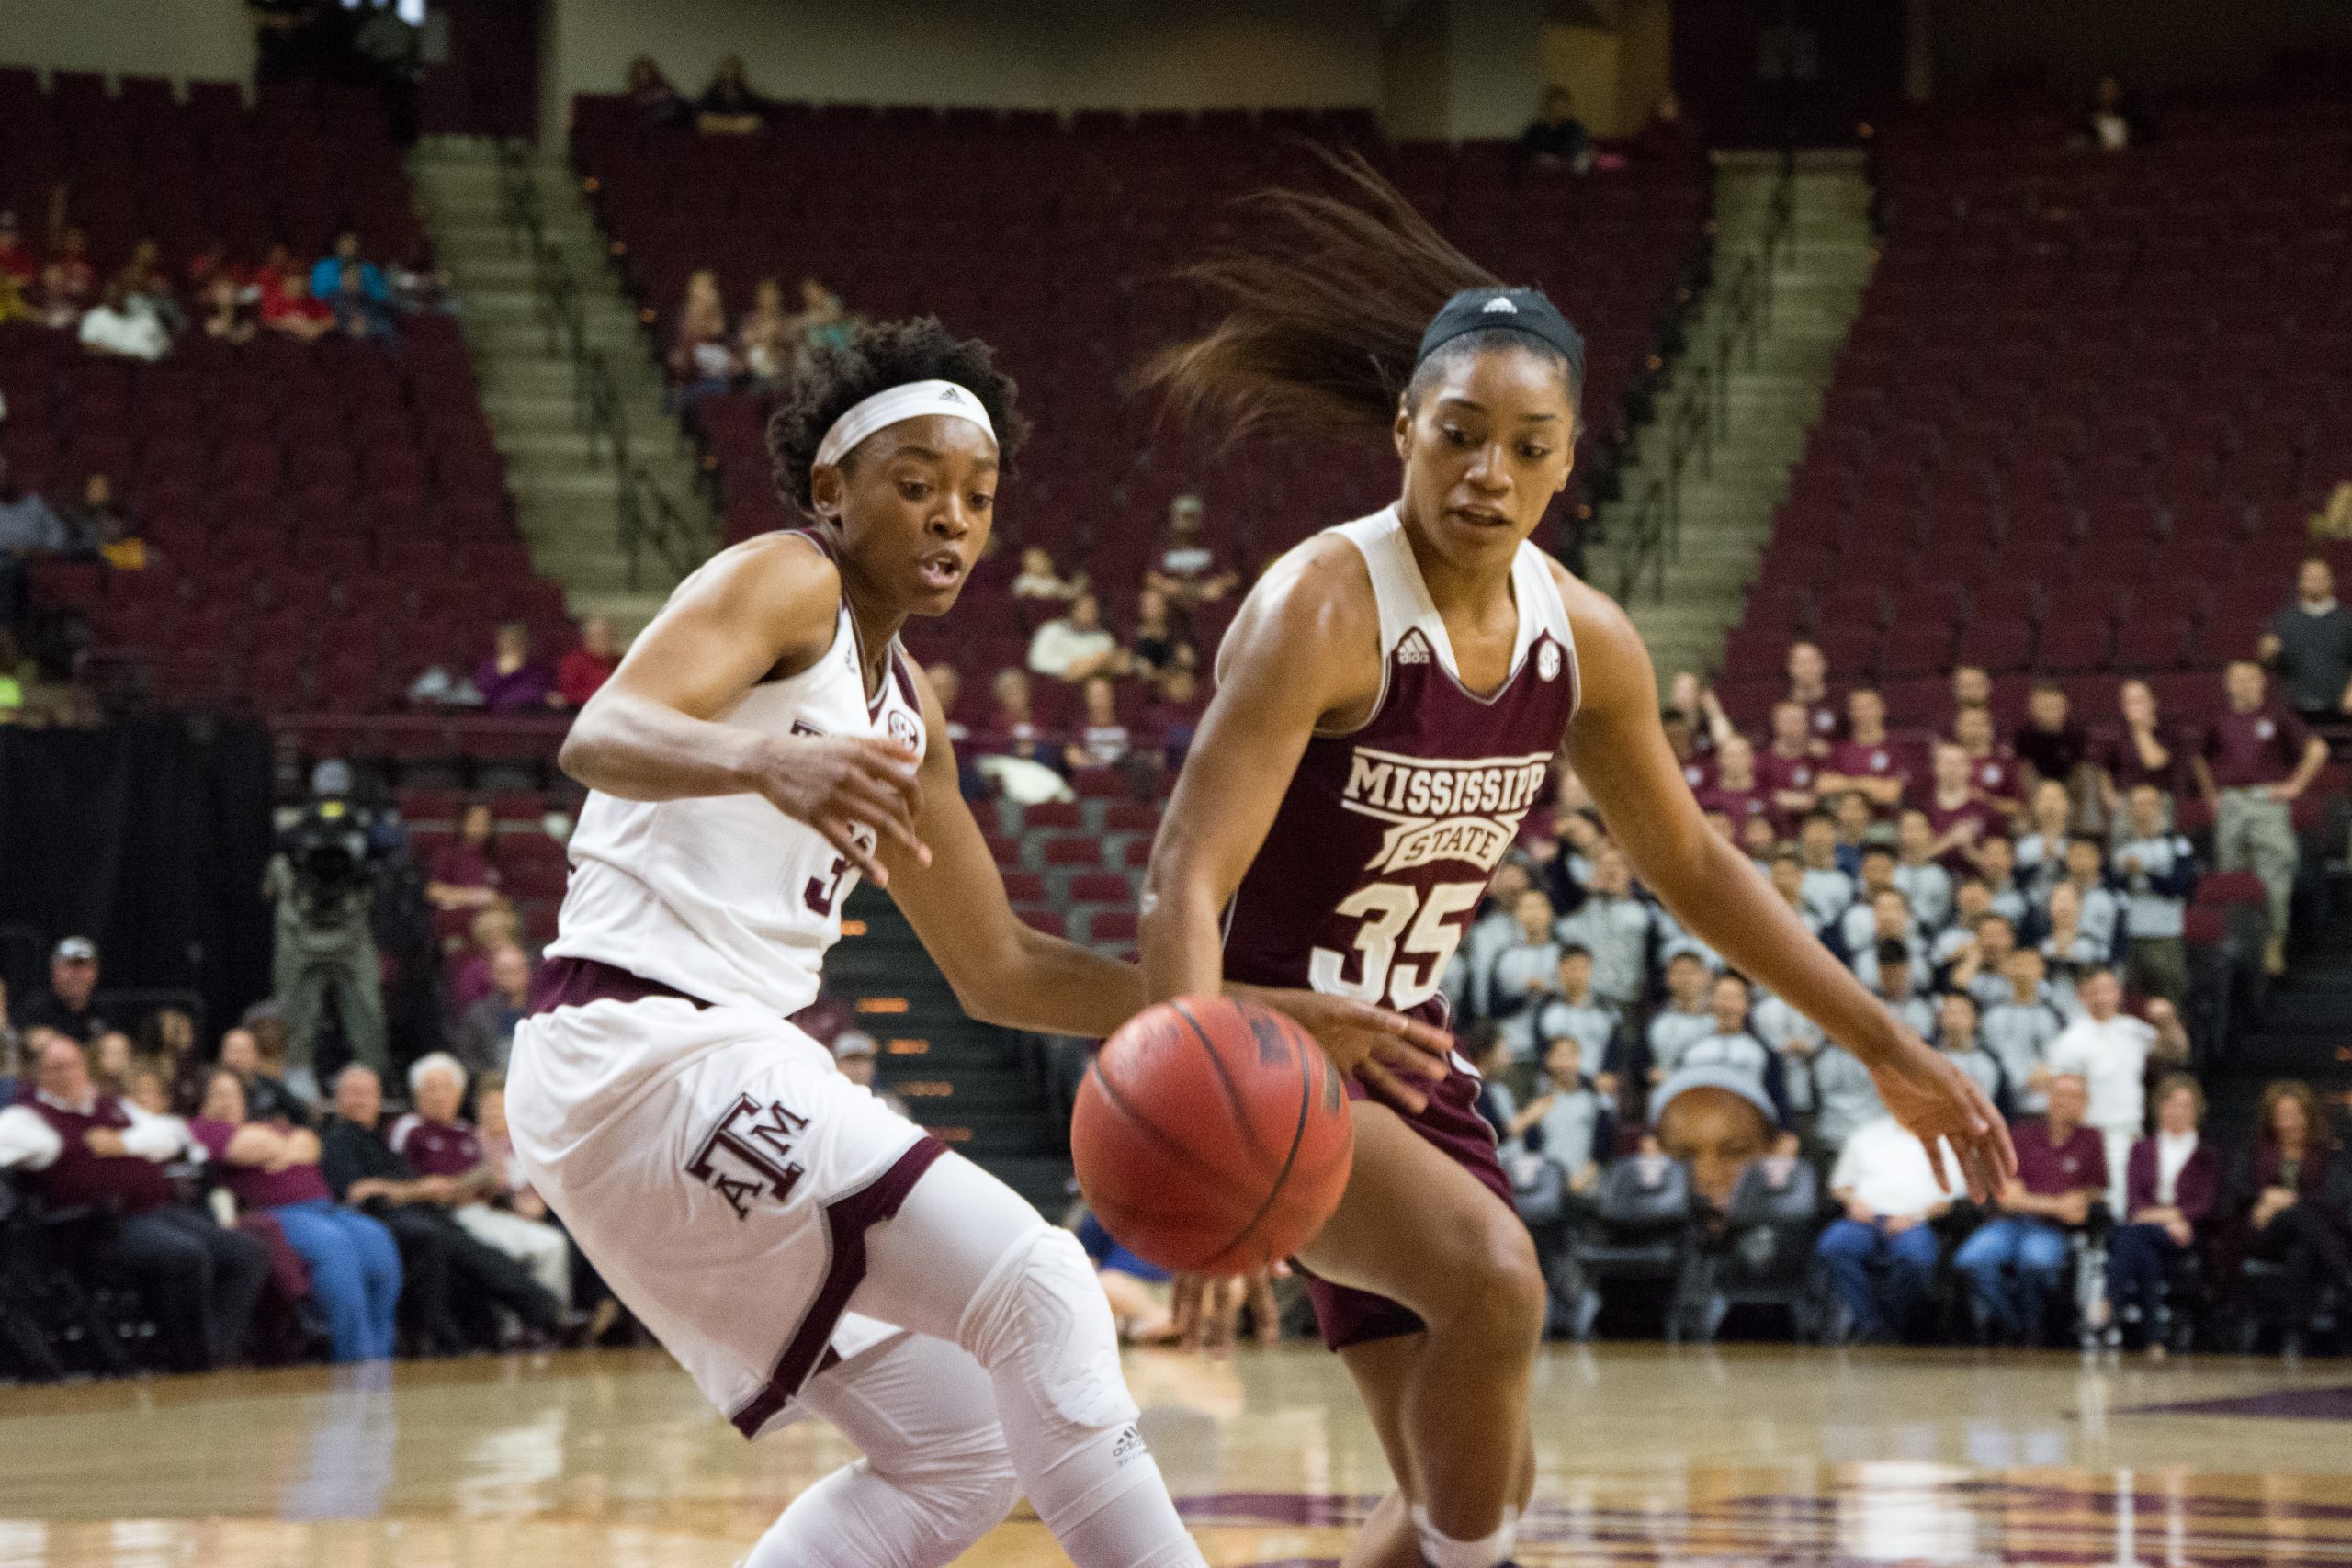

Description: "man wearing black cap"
18 937 109 1043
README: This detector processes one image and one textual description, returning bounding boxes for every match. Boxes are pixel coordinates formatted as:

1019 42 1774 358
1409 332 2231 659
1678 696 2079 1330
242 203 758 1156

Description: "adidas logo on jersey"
1396 629 1431 665
1482 295 1520 314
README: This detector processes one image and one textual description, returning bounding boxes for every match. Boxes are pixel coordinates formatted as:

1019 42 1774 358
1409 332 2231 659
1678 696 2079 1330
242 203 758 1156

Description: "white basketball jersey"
548 537 927 1017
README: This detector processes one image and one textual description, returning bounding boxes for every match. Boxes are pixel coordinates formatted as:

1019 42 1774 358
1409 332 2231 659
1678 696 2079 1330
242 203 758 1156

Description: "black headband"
1414 287 1587 397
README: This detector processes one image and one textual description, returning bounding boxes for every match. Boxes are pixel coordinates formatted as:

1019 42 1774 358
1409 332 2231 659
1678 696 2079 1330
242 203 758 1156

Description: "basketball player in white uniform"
504 320 1449 1568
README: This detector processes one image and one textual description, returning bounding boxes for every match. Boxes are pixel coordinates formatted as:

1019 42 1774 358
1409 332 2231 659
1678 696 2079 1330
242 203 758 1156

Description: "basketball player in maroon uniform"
1137 164 2016 1568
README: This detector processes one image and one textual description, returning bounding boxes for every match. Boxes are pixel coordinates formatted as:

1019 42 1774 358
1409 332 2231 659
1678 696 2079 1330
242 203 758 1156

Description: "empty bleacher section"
1716 98 2352 736
1 73 575 761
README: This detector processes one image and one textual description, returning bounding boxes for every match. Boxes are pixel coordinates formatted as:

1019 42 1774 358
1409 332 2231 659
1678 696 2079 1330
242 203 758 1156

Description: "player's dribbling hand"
755 734 930 886
1241 987 1453 1113
1867 1031 2018 1203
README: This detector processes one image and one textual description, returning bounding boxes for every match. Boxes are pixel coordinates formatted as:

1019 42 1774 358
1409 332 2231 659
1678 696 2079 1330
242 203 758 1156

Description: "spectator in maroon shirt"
1757 700 1826 829
391 1054 571 1306
978 667 1053 765
191 1066 401 1362
0 1035 268 1372
1699 736 1772 839
1952 1073 2106 1343
1923 741 1999 865
2195 661 2328 972
1953 705 2026 825
2014 682 2089 799
557 615 621 708
449 906 524 1016
1820 687 1910 815
2226 1079 2352 1335
2109 1074 2218 1357
2098 678 2184 818
426 801 504 912
474 622 559 713
1783 640 1842 742
1946 665 1992 732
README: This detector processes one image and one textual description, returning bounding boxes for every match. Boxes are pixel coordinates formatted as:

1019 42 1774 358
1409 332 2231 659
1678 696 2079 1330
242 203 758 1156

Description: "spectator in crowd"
190 1066 401 1363
2048 969 2188 1212
1817 1114 1958 1343
1698 736 1770 840
2038 882 2102 1002
2048 834 2123 956
978 666 1051 766
140 1005 204 1113
217 1024 316 1129
1866 941 1936 1041
1948 664 1993 723
1953 705 2026 824
1793 812 1856 930
1676 972 1784 1116
1552 841 1651 1010
1953 1073 2105 1344
39 222 96 327
1143 494 1238 610
2258 557 2351 731
2109 1074 2218 1356
1957 912 2023 1014
1149 659 1204 769
0 453 74 628
1891 808 1955 932
309 231 394 339
2196 660 2327 972
1460 863 1534 1016
831 1029 910 1119
1820 688 1906 813
0 209 34 288
116 238 180 329
474 621 559 712
695 55 768 135
1645 950 1716 1084
1846 884 1925 988
1923 741 2000 866
66 472 143 569
1517 86 1593 174
259 267 336 341
457 944 532 1078
1128 587 1182 682
1520 1033 1612 1192
1932 881 2001 990
557 615 621 708
2098 678 2183 812
789 276 855 355
2015 779 2078 905
1783 640 1841 743
1757 701 1826 829
1976 835 2028 925
1830 789 1878 874
624 55 690 128
2013 682 2089 797
425 800 504 912
2079 73 2146 152
2115 785 2195 1003
2229 1080 2352 1325
449 907 525 1019
1063 675 1131 773
321 1064 568 1353
667 270 738 403
392 1054 571 1307
1534 944 1619 1084
78 278 169 361
1010 545 1086 604
198 272 255 344
88 1029 134 1095
1805 1037 1887 1159
1652 1066 1784 1213
0 1034 268 1372
1027 592 1123 682
736 276 796 384
1489 887 1565 1060
1933 990 2007 1113
17 935 108 1042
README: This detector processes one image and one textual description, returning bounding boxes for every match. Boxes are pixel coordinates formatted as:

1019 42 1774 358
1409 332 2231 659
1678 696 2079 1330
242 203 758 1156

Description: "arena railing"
492 141 713 591
1608 157 1796 606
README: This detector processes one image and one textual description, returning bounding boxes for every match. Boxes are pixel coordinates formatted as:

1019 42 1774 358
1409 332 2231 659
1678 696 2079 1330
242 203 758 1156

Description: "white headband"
813 379 996 472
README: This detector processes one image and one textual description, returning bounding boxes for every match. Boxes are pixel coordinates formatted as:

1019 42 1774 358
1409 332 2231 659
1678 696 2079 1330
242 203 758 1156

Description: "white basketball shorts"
506 990 942 1438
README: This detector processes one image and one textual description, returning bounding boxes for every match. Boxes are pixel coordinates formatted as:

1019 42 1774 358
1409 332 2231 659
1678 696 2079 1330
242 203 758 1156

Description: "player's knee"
957 1224 1138 1435
1425 1210 1545 1349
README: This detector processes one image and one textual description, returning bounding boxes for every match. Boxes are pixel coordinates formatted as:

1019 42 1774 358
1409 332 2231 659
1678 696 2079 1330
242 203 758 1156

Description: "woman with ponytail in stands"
1136 156 2017 1568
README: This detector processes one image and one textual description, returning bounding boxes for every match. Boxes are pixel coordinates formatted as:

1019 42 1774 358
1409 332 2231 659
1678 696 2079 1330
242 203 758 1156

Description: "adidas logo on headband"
1482 296 1520 314
812 378 996 471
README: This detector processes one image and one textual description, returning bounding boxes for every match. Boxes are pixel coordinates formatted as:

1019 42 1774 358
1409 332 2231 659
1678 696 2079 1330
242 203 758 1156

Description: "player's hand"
752 733 929 886
1864 1029 2016 1203
1240 987 1452 1113
1172 1265 1286 1357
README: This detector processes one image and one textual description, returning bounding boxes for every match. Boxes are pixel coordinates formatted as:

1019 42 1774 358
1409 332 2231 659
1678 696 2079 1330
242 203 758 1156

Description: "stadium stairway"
408 136 707 633
1587 150 1873 684
2203 871 2352 1141
830 883 1076 1215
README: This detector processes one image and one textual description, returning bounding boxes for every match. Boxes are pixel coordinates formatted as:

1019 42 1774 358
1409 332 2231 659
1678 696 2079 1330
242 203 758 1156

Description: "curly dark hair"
765 316 1028 515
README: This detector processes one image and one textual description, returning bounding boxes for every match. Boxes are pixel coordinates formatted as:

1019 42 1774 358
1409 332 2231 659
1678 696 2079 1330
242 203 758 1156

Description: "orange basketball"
1072 995 1355 1276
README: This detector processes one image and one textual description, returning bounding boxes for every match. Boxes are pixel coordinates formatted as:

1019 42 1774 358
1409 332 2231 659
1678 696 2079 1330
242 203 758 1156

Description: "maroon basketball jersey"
1222 508 1581 1026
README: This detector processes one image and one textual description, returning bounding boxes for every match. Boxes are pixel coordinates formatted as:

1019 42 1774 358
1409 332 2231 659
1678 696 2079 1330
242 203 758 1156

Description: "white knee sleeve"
956 1224 1138 1438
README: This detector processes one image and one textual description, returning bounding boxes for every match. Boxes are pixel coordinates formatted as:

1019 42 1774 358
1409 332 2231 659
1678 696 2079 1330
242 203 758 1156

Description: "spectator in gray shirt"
2013 779 2077 908
1535 945 1621 1089
1893 808 1956 932
1838 848 1902 957
1462 862 1534 1019
1868 942 1938 1041
1751 985 1826 1117
1553 842 1653 1010
1933 989 2008 1117
1955 911 2021 1014
1973 834 2030 928
2114 784 2195 1003
1807 1041 1887 1157
1644 950 1715 1083
2258 557 2352 727
2038 836 2121 961
1487 887 1563 1058
1795 812 1858 930
1849 888 1928 989
1520 1034 1613 1192
1981 945 2065 1114
1679 972 1786 1118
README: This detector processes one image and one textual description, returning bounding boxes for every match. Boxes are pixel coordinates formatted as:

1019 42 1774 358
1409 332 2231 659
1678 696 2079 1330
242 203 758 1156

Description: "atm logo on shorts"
686 1094 810 1219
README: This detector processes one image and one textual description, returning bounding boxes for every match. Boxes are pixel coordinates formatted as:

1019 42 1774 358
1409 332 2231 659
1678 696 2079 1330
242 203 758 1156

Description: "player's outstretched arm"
1137 544 1450 1109
558 536 927 884
1555 568 2016 1201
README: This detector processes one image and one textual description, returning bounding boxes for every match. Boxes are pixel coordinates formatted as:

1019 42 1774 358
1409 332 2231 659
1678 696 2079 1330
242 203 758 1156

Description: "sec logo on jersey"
887 708 921 750
1537 641 1562 682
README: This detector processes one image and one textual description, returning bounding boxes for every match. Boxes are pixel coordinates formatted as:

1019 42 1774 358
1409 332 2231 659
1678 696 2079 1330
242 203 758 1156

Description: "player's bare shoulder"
1216 533 1386 727
659 529 847 679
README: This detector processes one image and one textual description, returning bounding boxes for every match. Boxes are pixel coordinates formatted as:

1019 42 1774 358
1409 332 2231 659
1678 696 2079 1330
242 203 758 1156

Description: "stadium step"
411 135 718 637
1585 149 1875 693
2203 877 2352 1131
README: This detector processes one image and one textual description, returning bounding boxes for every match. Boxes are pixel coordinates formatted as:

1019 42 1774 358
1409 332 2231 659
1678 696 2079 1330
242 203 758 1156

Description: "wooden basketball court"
4 1344 2351 1566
